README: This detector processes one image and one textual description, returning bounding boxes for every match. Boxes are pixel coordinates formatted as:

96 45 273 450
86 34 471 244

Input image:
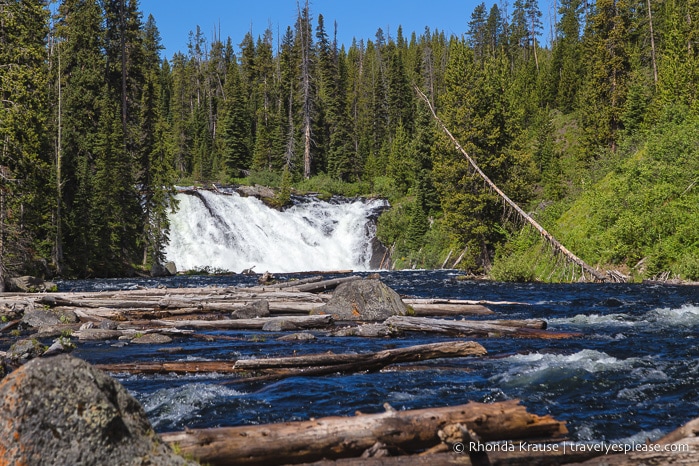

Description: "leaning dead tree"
415 86 608 283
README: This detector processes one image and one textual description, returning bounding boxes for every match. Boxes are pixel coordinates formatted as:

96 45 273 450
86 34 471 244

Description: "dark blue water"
63 271 699 444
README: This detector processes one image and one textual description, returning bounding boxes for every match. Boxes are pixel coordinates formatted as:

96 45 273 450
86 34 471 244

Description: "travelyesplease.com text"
454 441 690 455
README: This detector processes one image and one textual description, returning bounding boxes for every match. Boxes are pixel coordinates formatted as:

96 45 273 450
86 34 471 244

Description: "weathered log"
153 314 333 330
95 341 486 377
234 341 487 370
385 316 576 339
409 303 495 316
296 276 362 293
270 276 324 289
96 361 239 374
160 400 568 466
403 298 529 306
0 319 20 333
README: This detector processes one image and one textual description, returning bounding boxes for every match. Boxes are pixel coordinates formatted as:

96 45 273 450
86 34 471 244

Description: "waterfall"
164 190 389 273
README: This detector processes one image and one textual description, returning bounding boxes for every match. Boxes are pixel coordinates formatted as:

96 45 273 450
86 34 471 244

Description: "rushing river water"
61 270 699 444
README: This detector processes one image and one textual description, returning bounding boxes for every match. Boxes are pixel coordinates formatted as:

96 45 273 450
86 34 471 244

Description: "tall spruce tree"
219 61 251 177
551 0 584 112
56 0 106 275
579 0 631 152
0 0 52 287
140 14 177 270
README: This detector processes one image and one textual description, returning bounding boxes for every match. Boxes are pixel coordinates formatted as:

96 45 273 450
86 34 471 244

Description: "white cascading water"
164 190 388 273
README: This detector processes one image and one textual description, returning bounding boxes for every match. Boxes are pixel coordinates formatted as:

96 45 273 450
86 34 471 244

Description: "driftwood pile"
4 275 694 465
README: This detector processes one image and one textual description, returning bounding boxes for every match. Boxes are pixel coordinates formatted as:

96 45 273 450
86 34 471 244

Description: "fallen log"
95 341 486 377
403 298 529 306
270 276 324 289
0 319 20 333
234 341 487 370
160 400 568 466
296 276 362 293
385 316 576 339
409 303 494 316
153 314 333 330
96 361 239 374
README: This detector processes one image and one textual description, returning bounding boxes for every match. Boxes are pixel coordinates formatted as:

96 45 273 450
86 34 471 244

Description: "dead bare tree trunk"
298 0 313 179
647 0 658 86
414 86 607 282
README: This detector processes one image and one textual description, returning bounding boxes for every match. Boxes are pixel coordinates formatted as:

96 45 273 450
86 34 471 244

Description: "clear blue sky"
137 0 541 59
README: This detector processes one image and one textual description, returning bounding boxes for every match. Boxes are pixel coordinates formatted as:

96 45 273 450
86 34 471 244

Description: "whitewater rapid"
164 190 388 273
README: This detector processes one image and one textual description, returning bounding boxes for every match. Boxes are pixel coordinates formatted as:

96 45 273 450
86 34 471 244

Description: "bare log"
414 86 607 283
96 361 239 375
296 276 362 293
160 400 568 466
409 303 495 316
403 298 529 306
153 314 333 330
234 341 486 370
0 319 20 333
270 276 324 289
385 316 577 339
93 341 485 377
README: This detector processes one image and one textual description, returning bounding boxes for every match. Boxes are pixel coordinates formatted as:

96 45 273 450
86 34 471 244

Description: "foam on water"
165 191 387 273
491 349 643 387
549 304 699 330
139 383 244 430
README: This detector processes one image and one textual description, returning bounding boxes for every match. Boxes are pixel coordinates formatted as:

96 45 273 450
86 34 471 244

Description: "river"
62 270 699 445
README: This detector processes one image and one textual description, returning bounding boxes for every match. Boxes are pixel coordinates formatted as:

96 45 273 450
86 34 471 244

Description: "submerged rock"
277 332 316 341
131 333 173 345
0 354 195 466
315 279 408 321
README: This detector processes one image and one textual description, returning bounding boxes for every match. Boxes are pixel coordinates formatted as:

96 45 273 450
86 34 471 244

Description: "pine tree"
56 0 107 275
468 2 488 61
551 0 584 111
0 0 52 286
296 0 315 179
579 0 632 152
433 40 516 272
219 61 251 177
139 14 177 269
251 28 280 172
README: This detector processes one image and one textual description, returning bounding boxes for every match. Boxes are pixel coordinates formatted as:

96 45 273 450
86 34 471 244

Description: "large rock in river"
315 278 408 321
0 354 195 466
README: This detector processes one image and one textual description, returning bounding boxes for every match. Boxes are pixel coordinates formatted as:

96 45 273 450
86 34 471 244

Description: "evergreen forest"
2 0 699 283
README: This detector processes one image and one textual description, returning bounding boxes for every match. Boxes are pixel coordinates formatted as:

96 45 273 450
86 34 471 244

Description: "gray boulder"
5 276 57 293
314 279 408 321
21 309 62 328
164 261 177 276
0 354 195 466
232 300 270 319
6 338 46 362
151 261 178 277
262 319 298 331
